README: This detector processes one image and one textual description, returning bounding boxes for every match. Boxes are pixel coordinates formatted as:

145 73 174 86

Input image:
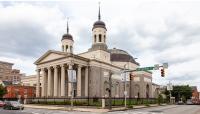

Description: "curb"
24 104 169 112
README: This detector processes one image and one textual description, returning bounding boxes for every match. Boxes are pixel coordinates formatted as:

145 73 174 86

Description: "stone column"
68 64 73 97
85 66 88 97
47 67 52 97
58 72 61 97
53 66 58 97
41 68 45 97
36 69 40 97
60 64 65 97
77 65 82 96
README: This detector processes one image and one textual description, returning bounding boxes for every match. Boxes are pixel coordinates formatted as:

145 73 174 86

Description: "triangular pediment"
34 50 67 64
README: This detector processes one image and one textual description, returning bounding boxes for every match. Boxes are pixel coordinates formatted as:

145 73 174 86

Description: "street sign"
124 91 127 95
68 69 76 82
167 82 173 91
121 72 130 81
154 64 160 70
163 63 168 69
136 67 154 71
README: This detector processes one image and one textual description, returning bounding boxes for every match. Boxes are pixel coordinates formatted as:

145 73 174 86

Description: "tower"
61 19 74 53
90 3 107 51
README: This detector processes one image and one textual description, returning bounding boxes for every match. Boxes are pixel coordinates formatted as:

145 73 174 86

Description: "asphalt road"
0 105 200 114
126 105 200 114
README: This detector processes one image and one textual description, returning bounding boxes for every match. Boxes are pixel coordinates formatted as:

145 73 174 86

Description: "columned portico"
68 64 73 97
60 64 66 97
85 66 88 97
41 68 47 97
36 69 40 97
53 66 58 97
77 65 82 96
47 67 52 97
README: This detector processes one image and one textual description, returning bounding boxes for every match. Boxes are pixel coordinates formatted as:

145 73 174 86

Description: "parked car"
186 99 193 105
3 101 24 110
0 100 5 107
177 100 184 105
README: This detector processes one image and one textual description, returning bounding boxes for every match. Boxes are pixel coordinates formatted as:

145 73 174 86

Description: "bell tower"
90 3 107 51
61 19 74 53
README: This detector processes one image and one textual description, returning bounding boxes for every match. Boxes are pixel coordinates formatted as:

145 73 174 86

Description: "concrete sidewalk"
24 104 167 112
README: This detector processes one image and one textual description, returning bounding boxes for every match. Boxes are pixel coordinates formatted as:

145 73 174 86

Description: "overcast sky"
0 0 200 89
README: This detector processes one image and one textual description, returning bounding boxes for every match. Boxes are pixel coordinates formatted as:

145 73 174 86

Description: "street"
0 105 200 114
127 105 200 114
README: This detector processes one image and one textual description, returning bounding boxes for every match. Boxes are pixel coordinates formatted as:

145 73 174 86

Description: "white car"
186 99 193 105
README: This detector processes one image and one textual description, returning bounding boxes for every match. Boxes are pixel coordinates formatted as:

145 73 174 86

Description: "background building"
0 61 24 84
0 61 13 81
21 75 41 87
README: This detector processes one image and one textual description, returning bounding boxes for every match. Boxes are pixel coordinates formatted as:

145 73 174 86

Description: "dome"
92 20 107 30
62 33 73 41
109 48 139 65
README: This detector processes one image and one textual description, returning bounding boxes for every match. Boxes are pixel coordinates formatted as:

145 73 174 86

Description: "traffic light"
161 68 165 77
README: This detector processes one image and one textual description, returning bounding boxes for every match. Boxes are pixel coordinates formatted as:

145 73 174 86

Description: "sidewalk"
24 104 168 112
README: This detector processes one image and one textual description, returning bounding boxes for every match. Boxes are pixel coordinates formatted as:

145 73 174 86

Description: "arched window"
66 45 68 52
104 35 106 43
99 34 102 42
94 35 97 43
70 46 73 53
146 84 150 98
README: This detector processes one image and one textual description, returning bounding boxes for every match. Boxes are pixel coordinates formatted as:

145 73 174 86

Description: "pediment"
34 50 67 64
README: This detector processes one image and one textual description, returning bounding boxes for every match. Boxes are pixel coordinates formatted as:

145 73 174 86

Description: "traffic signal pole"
120 63 168 109
108 72 112 110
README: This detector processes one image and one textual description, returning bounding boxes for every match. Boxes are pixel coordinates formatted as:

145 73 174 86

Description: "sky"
0 0 200 89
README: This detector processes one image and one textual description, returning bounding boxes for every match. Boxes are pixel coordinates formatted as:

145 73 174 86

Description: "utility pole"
68 67 76 110
71 82 74 109
129 74 133 105
123 64 127 108
124 72 127 108
108 71 112 110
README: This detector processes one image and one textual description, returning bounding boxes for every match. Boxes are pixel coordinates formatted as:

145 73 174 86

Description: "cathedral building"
34 6 158 98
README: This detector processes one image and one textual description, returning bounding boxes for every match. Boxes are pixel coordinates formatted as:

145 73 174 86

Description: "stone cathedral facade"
34 7 159 98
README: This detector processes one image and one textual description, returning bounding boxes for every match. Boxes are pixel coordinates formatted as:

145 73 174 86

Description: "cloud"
0 1 200 90
0 21 53 58
0 2 66 74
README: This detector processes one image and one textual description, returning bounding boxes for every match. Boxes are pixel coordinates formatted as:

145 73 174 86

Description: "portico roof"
34 50 89 65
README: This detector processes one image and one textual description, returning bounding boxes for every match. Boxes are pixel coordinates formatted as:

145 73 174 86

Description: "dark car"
0 100 5 107
3 101 24 110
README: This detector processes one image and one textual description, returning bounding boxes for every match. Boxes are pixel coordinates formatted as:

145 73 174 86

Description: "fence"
23 97 166 107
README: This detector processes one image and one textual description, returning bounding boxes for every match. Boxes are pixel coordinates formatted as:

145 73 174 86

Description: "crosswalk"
0 107 165 114
22 109 165 114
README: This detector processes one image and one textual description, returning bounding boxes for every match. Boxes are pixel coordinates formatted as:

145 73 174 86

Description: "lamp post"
108 71 112 110
123 64 127 108
67 64 76 110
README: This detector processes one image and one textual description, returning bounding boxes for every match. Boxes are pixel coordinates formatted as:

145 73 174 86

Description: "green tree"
0 84 7 97
165 85 192 102
158 94 163 105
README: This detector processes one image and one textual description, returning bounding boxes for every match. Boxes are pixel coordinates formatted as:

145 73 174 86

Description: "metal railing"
19 97 166 107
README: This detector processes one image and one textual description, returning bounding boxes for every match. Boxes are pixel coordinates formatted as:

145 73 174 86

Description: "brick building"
191 86 199 100
4 85 36 98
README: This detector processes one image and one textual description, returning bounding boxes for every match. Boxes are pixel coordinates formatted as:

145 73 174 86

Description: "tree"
165 85 192 102
158 94 164 105
0 84 7 97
